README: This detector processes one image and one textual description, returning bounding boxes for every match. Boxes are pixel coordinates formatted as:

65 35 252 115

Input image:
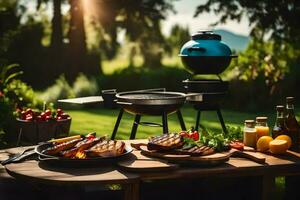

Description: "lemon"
269 139 288 154
256 136 273 152
275 135 292 149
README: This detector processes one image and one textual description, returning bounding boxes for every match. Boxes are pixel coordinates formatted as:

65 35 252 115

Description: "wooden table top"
1 139 300 185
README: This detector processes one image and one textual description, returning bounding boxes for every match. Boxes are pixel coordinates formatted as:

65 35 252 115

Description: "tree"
66 0 87 81
194 0 300 47
90 0 174 68
167 24 190 56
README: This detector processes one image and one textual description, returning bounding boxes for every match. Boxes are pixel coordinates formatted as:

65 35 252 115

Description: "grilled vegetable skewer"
42 138 83 155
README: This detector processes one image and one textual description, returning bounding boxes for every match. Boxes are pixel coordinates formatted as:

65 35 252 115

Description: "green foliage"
4 79 41 109
230 37 292 92
0 63 40 109
194 0 300 48
39 75 75 103
0 64 42 144
73 73 99 97
199 126 242 152
39 73 99 103
167 24 190 56
97 66 190 92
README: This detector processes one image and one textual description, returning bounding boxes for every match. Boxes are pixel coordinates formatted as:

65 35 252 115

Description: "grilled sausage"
42 138 82 155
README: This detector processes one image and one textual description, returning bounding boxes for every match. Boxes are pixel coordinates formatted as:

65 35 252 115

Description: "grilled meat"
175 145 215 156
86 140 125 157
61 137 103 158
148 133 184 151
42 138 83 155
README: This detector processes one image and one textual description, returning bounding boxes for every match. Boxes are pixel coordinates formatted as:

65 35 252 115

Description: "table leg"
123 183 140 200
111 109 124 140
262 175 275 200
285 175 300 200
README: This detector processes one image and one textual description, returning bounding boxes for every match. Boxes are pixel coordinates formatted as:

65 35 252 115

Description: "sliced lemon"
269 139 288 154
256 136 273 152
275 135 292 149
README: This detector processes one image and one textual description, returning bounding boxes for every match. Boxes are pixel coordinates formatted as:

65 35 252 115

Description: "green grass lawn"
65 105 300 139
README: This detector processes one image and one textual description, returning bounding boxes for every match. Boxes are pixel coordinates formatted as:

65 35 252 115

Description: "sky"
162 0 251 36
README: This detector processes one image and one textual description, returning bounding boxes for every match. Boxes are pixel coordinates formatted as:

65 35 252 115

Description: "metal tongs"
1 147 36 165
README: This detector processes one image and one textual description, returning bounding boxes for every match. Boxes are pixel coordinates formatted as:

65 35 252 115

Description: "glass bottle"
285 97 300 150
255 116 270 140
243 120 257 148
272 105 287 139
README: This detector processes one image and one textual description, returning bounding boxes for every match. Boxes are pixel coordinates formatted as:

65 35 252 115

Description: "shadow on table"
37 161 117 176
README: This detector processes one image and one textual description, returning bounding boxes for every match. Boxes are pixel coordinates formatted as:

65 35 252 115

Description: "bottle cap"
245 120 255 127
256 116 268 122
276 105 284 112
286 97 294 104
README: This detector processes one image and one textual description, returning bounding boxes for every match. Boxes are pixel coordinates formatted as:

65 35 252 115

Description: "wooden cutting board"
118 150 178 172
139 146 231 166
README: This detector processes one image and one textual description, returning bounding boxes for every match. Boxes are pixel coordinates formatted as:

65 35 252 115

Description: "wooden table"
1 139 300 200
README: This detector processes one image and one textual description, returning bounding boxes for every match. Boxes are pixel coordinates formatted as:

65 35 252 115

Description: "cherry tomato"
61 113 69 119
45 115 52 121
36 116 42 122
25 115 33 121
45 109 52 116
192 131 199 141
179 131 189 138
230 141 244 151
56 116 63 121
40 112 46 119
21 111 27 120
57 108 64 116
25 108 33 115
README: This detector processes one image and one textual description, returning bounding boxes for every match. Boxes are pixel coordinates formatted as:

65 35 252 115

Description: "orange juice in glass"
255 117 270 140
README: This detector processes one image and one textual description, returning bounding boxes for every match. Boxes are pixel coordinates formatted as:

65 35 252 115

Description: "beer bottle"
285 97 300 150
272 105 287 139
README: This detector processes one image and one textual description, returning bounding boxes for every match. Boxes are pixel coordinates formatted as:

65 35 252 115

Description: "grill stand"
193 104 228 134
111 109 186 140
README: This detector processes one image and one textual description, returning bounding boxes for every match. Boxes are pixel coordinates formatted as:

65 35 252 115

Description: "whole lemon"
275 135 292 149
269 139 288 154
256 136 273 152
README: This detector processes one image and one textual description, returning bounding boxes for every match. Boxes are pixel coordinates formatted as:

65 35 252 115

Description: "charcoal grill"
178 30 238 134
111 90 201 140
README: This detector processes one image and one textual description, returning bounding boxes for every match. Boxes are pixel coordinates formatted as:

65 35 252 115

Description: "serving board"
139 145 231 166
129 143 266 167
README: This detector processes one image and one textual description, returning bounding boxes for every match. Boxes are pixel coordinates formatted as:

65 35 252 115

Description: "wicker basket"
15 118 72 143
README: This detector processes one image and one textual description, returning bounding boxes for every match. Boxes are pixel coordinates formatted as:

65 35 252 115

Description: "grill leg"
162 111 168 133
111 109 124 140
195 110 201 131
216 108 228 134
176 110 186 131
130 115 141 139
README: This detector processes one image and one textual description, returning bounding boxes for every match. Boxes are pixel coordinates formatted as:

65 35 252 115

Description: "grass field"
65 105 300 139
